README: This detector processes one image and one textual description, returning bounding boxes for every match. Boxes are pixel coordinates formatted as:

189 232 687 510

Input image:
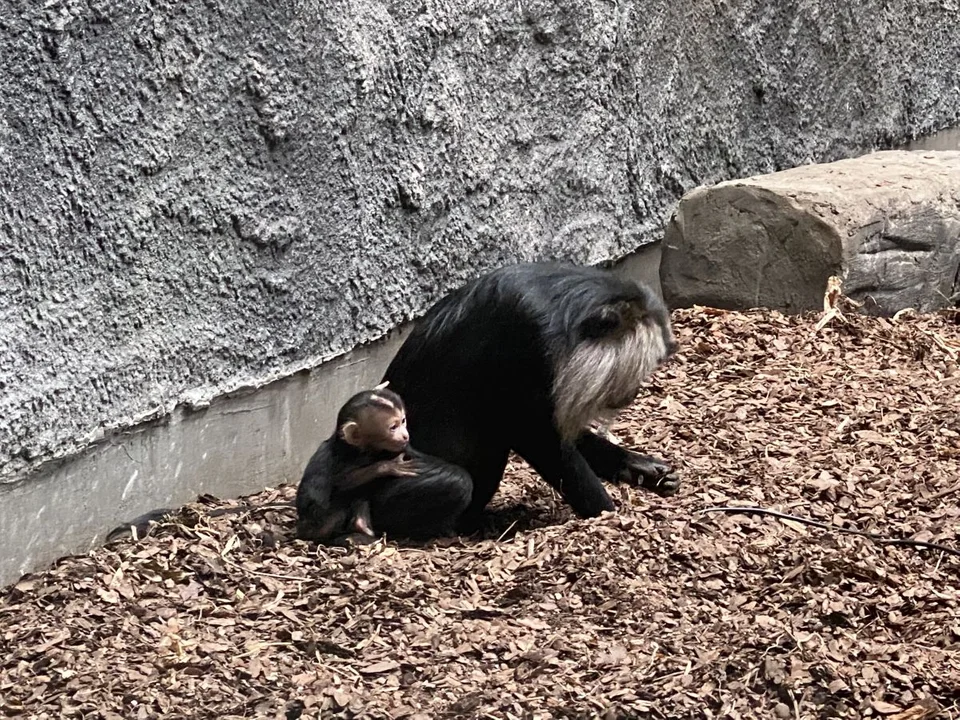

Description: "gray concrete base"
903 125 960 151
0 330 407 587
0 251 665 587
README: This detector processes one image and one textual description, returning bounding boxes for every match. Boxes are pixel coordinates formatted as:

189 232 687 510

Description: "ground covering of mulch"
2 307 960 720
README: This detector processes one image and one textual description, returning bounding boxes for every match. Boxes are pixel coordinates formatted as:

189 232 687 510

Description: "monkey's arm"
510 419 617 518
576 430 680 497
339 457 418 491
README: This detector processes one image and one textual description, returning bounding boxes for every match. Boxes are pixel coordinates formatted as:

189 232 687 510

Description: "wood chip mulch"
2 307 960 720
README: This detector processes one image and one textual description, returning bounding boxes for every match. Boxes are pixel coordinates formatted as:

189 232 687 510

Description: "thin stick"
700 506 960 559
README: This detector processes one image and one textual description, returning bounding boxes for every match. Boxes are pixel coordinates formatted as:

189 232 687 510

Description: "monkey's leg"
368 453 473 539
576 430 681 497
296 506 351 542
327 532 380 547
454 447 511 532
299 507 378 546
512 430 616 518
352 500 375 536
380 416 508 533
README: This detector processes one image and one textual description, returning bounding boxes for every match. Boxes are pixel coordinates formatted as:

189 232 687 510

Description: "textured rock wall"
2 0 959 483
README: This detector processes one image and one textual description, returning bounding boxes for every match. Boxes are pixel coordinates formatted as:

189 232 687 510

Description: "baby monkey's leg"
352 499 376 536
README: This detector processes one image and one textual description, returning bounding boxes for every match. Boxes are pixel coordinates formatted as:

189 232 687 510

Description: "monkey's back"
382 262 664 464
295 437 337 519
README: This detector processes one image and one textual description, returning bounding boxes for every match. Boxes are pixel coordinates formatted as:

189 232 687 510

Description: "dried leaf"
2 308 958 718
359 660 401 675
872 700 905 715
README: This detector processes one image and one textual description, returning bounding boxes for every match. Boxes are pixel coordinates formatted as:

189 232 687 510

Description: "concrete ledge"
0 331 406 587
904 125 960 152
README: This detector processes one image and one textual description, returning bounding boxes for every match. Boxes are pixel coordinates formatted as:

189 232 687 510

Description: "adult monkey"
382 261 680 530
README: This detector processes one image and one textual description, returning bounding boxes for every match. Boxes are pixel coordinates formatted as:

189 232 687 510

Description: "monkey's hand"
342 457 418 489
378 457 418 478
618 452 681 497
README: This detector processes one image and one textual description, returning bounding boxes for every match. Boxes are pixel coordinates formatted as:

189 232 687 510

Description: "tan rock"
660 150 960 314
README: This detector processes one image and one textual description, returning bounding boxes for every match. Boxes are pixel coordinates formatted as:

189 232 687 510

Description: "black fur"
383 262 679 530
296 389 472 542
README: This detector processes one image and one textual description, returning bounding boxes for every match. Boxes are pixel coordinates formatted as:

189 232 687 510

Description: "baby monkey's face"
378 407 410 454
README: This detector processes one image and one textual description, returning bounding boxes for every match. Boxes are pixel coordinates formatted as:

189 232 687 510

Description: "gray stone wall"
2 0 959 486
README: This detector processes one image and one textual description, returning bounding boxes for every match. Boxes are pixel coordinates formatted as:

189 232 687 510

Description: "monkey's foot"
455 511 486 537
617 453 681 497
329 532 381 548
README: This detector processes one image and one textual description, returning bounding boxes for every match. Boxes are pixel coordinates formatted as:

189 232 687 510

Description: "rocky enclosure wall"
2 0 959 485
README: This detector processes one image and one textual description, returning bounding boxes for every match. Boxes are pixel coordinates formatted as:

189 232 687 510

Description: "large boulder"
660 150 960 314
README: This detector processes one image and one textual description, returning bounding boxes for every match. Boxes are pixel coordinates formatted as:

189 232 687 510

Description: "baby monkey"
296 384 417 542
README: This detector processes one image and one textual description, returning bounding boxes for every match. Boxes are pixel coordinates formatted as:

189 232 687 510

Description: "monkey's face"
553 296 677 442
372 408 410 454
341 406 410 454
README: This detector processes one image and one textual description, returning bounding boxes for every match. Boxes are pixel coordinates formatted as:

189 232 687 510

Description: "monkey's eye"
582 306 622 339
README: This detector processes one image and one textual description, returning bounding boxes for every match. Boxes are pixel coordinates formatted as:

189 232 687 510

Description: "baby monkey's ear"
340 420 361 446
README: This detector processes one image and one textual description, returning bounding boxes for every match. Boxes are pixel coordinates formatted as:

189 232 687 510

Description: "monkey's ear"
374 381 390 390
340 421 361 446
581 305 623 339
